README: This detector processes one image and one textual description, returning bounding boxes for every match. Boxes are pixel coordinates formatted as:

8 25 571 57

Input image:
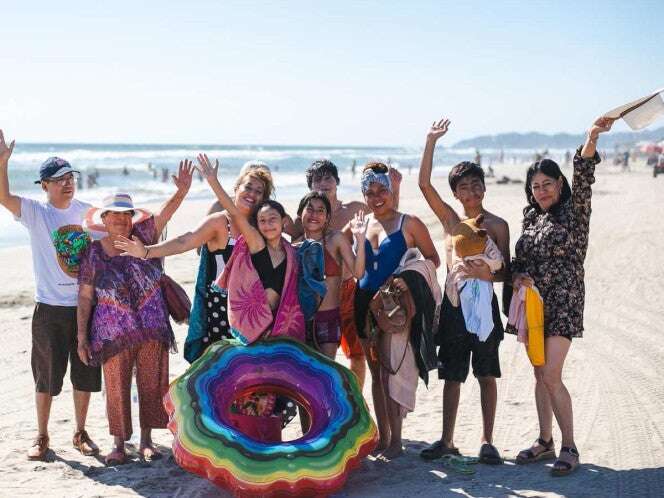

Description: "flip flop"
420 440 460 460
441 454 478 475
139 446 163 462
478 443 504 465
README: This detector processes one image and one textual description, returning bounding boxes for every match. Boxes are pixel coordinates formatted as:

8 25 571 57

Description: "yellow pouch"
525 287 545 366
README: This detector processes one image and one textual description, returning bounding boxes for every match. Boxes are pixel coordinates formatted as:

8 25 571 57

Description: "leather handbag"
160 274 191 324
369 278 413 335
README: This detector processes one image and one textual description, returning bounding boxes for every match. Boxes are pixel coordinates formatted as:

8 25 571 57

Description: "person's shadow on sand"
54 438 664 498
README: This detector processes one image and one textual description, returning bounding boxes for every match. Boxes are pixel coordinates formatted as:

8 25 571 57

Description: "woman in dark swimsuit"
354 162 440 459
297 191 367 359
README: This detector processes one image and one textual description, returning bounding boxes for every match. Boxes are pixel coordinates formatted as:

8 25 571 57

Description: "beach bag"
160 274 191 324
369 277 415 335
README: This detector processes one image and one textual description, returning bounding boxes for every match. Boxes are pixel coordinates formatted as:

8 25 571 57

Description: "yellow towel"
525 287 545 366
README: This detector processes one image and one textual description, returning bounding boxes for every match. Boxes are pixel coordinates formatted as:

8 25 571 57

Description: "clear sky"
2 0 663 145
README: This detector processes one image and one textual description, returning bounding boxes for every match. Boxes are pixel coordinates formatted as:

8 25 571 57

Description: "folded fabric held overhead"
603 87 664 130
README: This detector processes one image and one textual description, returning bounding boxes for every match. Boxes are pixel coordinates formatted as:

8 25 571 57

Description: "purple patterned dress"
78 217 174 366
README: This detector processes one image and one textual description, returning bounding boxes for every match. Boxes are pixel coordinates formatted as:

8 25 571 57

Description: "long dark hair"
524 159 571 215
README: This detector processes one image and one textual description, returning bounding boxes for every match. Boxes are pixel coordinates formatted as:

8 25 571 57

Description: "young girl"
296 191 367 359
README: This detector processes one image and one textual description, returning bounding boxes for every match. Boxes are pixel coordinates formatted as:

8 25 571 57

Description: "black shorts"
31 303 102 396
437 292 504 383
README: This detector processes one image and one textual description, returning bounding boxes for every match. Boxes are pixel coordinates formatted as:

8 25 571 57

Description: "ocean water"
1 143 540 248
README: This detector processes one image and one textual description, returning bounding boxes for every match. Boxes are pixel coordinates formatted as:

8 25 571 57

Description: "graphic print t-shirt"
17 197 92 306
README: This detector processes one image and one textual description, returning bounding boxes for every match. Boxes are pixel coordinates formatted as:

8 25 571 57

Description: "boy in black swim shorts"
417 119 510 464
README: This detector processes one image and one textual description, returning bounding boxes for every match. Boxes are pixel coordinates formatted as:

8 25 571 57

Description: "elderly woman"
77 161 192 465
510 117 614 476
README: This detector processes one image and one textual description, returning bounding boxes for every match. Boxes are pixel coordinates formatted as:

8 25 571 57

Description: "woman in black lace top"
510 116 615 476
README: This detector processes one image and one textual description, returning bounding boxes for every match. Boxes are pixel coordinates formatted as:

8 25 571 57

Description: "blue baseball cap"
34 157 80 184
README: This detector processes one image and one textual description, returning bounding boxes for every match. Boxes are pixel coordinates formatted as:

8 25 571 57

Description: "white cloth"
16 197 91 306
445 237 503 307
459 278 494 342
604 88 664 131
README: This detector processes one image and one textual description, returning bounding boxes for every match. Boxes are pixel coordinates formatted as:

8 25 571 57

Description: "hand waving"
196 153 219 182
426 118 451 142
0 129 15 166
172 159 194 193
349 211 369 240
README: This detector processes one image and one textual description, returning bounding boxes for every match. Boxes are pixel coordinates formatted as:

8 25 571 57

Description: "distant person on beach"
0 130 101 461
564 150 571 166
418 118 510 466
355 161 439 459
122 166 129 176
303 161 369 379
474 149 482 167
351 159 357 178
510 116 615 476
77 163 192 465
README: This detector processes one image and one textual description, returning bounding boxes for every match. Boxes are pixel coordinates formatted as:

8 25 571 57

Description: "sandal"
551 446 580 477
478 443 503 465
516 437 555 464
105 447 127 466
420 440 460 460
139 445 163 462
73 430 99 456
441 454 478 475
27 434 50 461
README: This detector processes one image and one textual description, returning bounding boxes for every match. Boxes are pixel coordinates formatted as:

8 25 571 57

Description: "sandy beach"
1 161 663 498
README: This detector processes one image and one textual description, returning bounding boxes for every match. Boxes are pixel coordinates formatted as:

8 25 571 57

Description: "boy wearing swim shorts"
417 119 510 465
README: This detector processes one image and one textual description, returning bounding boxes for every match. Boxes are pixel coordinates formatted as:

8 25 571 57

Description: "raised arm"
418 118 461 234
197 153 265 253
114 211 229 259
0 130 20 217
153 159 194 235
336 211 368 279
581 116 615 159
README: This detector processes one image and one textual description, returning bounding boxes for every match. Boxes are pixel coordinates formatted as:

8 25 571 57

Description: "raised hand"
113 234 148 258
196 153 219 182
589 116 615 138
172 159 194 193
0 129 15 166
349 211 369 240
426 118 451 142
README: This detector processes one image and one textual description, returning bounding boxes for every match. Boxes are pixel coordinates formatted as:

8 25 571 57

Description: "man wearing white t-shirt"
0 130 101 461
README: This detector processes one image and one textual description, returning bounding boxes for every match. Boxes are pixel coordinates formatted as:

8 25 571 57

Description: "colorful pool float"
164 338 377 497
